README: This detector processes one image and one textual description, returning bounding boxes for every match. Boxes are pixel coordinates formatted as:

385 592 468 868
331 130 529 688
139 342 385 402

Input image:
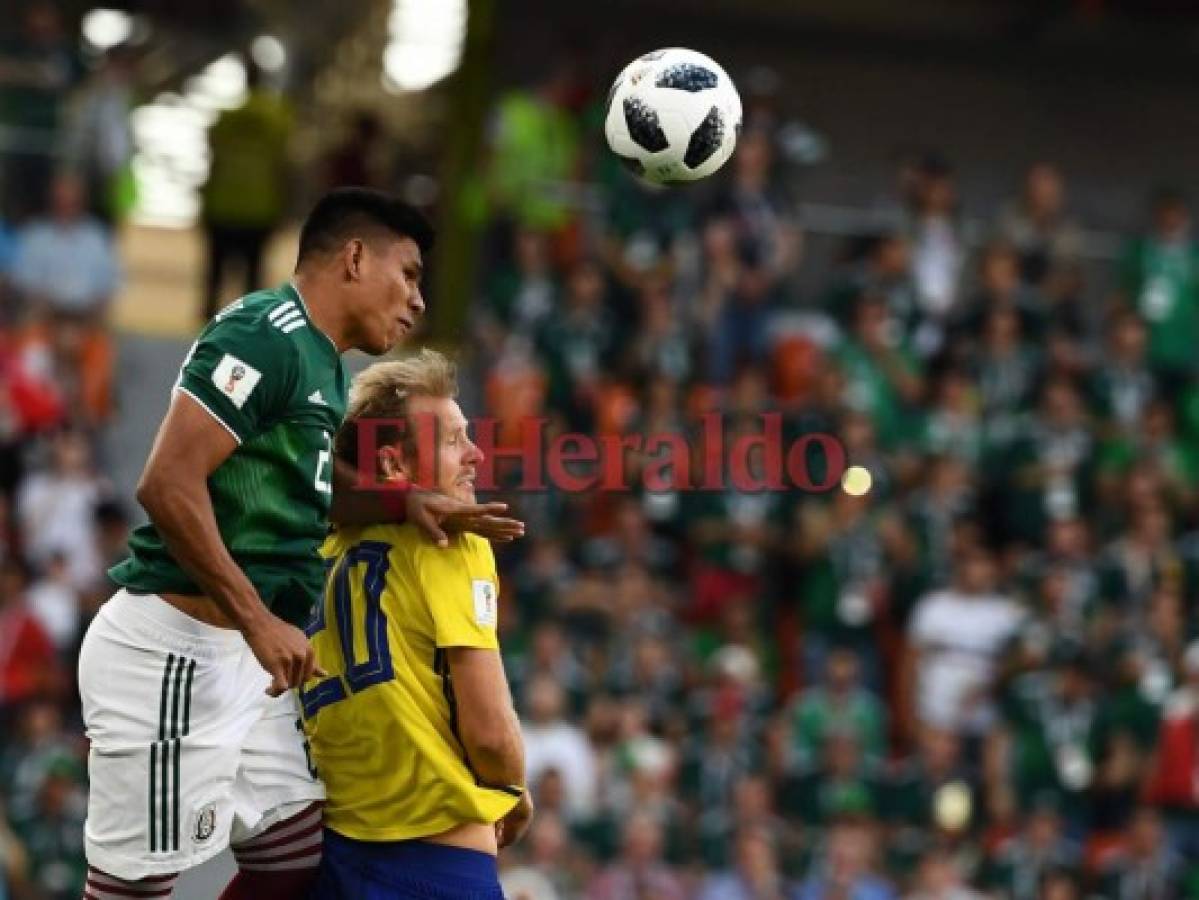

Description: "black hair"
296 187 435 266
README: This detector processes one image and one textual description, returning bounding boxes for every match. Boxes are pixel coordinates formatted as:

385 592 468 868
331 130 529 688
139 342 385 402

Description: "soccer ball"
604 48 742 186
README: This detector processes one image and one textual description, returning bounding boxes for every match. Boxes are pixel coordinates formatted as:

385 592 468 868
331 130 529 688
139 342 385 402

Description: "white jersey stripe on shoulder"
280 320 307 334
272 310 304 329
267 300 298 323
175 386 242 445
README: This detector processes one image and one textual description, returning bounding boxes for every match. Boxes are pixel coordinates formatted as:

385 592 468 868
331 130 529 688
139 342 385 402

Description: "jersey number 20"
299 541 393 719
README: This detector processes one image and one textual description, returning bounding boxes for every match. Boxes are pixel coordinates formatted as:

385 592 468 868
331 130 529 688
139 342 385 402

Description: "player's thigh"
230 687 325 844
80 592 263 879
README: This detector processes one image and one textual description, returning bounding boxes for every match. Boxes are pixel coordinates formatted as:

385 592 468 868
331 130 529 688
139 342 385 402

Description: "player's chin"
451 482 477 504
375 332 400 354
370 324 405 354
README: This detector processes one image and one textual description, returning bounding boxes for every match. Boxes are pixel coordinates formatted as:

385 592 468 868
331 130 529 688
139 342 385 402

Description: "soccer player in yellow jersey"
304 350 532 900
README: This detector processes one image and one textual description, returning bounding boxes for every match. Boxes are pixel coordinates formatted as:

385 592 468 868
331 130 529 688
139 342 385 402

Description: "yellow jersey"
302 523 522 841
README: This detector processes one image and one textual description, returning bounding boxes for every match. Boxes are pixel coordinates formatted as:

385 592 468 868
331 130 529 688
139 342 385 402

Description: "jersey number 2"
314 432 332 494
300 541 393 719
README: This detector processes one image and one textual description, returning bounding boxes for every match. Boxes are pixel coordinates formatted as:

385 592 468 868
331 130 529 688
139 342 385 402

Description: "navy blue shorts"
310 828 504 900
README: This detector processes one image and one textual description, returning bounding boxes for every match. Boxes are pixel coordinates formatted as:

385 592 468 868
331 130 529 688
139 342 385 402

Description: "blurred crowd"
474 65 1199 900
6 5 1199 900
0 4 132 899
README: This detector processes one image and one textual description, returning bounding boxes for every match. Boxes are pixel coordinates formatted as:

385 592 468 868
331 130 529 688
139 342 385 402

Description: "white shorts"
79 589 325 880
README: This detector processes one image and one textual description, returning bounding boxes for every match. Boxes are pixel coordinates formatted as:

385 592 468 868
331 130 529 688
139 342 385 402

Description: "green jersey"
111 283 348 627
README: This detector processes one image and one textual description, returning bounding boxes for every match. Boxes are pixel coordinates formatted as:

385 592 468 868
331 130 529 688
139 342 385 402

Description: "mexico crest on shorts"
193 802 217 843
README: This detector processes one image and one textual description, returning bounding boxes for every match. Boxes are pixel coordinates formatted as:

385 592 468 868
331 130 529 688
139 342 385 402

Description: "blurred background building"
8 0 1199 897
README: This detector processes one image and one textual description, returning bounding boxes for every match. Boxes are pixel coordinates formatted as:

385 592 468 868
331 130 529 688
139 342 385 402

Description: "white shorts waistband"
102 588 247 659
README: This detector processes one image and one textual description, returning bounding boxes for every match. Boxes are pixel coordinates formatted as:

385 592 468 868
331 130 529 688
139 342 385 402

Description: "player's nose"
408 288 426 318
464 438 483 465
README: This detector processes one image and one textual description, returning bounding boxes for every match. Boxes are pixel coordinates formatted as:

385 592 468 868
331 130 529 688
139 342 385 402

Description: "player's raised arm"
136 389 320 696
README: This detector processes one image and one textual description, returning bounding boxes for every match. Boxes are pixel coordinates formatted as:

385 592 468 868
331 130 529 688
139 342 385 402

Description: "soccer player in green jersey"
76 189 521 900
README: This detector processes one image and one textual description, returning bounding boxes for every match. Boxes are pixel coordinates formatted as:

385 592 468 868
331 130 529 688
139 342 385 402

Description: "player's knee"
84 866 178 900
232 801 324 874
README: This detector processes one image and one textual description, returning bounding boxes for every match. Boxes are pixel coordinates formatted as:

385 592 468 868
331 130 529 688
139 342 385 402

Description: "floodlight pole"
428 0 496 348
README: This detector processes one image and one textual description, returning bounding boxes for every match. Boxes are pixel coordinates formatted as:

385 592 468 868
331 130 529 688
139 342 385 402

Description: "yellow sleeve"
415 537 500 650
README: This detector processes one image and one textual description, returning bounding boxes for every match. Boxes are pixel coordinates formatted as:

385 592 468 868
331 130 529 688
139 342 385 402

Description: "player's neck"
291 272 351 353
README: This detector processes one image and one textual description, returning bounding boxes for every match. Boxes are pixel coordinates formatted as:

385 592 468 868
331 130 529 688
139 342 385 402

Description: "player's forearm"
137 474 270 631
449 648 526 786
463 703 525 788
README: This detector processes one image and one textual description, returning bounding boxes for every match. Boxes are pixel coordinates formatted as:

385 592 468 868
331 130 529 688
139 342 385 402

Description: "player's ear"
378 443 411 483
343 238 365 283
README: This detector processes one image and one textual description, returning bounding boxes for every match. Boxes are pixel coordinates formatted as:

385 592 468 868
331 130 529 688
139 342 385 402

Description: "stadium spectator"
1094 807 1183 898
24 552 77 654
835 293 923 451
0 217 17 286
994 163 1084 304
200 60 293 320
696 826 789 900
905 847 986 900
952 241 1047 356
9 753 85 900
585 812 686 900
500 813 581 900
7 172 118 423
0 561 60 714
904 156 965 357
1144 641 1199 854
1118 188 1199 389
63 46 136 226
823 232 919 342
1089 311 1155 438
321 110 388 191
537 258 615 428
0 1 82 222
977 799 1080 900
703 126 800 380
794 820 895 900
522 674 599 822
10 172 120 318
994 641 1098 827
482 60 585 236
783 646 887 769
903 546 1024 739
16 428 109 590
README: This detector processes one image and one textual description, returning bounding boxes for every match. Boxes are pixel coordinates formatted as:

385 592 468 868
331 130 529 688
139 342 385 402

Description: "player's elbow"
135 468 166 515
136 462 188 519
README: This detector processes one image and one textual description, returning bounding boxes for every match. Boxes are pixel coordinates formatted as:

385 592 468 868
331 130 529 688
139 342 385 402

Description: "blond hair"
334 349 458 466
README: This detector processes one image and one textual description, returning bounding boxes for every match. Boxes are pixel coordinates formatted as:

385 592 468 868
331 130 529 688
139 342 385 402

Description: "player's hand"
496 792 534 849
406 490 525 548
244 613 326 696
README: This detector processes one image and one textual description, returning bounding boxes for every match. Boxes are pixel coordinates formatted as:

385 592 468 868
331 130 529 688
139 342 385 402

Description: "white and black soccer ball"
604 47 742 186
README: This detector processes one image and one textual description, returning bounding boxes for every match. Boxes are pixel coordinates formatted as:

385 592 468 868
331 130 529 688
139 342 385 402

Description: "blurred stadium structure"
11 0 1199 897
